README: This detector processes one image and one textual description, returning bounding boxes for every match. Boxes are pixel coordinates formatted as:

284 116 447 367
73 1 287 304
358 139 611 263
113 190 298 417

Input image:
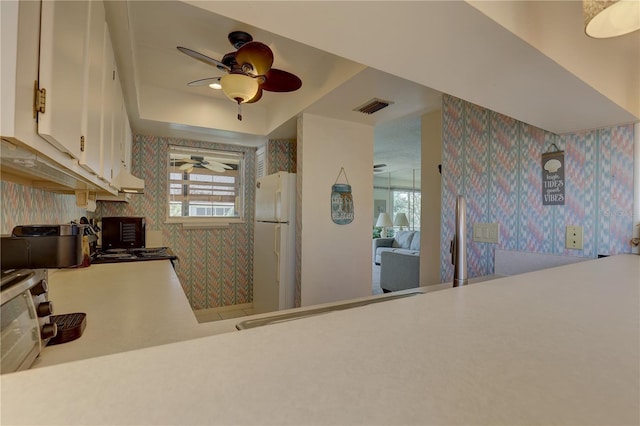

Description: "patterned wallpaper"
440 94 635 281
97 135 256 310
267 139 297 174
1 181 89 234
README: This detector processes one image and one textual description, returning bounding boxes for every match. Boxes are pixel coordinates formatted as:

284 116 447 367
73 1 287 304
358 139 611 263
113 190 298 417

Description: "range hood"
112 168 145 194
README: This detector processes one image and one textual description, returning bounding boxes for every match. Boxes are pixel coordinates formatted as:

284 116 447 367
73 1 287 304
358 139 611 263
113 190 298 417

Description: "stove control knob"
31 279 49 296
41 322 58 340
36 301 53 317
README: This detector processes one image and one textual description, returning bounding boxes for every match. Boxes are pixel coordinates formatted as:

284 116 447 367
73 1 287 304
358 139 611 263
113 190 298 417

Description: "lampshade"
584 0 640 38
393 213 409 227
220 74 259 103
376 212 393 228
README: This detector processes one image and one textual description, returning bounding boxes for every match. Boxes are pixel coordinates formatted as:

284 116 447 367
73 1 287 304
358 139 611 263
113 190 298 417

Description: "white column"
633 122 640 254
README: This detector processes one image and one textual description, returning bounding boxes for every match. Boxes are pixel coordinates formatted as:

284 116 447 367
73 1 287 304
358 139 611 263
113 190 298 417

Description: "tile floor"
195 265 383 323
194 306 255 323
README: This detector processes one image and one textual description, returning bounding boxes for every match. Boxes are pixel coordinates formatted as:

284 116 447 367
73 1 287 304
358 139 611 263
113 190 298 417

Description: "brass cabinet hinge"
80 136 85 152
33 80 46 118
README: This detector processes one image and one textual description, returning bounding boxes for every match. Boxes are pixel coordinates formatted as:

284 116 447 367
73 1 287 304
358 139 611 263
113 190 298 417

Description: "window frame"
166 145 245 227
390 189 421 231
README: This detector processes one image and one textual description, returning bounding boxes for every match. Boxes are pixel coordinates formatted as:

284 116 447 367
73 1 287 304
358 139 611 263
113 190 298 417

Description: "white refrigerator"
253 171 296 314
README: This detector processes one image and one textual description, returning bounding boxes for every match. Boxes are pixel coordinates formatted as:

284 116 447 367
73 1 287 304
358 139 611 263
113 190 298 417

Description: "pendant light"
584 0 640 38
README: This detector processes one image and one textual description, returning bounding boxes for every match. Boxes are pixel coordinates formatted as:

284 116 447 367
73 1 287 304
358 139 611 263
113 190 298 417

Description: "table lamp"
394 213 409 230
376 212 393 238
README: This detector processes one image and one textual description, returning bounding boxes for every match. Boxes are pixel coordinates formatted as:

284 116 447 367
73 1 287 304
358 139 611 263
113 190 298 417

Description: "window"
168 146 244 223
374 169 421 232
391 189 421 230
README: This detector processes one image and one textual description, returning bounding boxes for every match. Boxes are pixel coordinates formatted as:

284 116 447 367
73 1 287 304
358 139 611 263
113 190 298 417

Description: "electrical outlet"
565 226 583 250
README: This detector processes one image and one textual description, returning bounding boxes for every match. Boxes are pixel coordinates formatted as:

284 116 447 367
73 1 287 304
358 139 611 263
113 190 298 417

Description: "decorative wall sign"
331 167 354 224
542 144 565 206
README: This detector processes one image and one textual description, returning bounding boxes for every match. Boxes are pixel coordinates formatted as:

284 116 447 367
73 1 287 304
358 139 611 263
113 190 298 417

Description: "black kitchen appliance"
101 217 146 249
92 247 177 267
3 224 83 269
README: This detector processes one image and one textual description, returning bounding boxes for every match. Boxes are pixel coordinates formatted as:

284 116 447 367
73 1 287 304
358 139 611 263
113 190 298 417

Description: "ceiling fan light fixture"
221 73 259 103
208 82 222 90
584 0 640 38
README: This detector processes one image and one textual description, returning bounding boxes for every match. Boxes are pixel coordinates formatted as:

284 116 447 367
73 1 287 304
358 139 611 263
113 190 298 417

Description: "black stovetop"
91 247 177 264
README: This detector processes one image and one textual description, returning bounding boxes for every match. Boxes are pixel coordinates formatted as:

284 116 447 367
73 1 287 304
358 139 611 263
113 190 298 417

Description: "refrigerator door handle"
275 189 282 221
274 224 281 284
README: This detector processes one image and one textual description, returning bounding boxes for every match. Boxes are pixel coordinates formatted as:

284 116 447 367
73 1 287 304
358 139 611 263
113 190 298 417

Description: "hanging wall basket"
331 167 354 225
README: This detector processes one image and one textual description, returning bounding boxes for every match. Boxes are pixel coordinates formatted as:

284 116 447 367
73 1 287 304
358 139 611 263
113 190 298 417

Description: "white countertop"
2 255 639 425
33 261 238 368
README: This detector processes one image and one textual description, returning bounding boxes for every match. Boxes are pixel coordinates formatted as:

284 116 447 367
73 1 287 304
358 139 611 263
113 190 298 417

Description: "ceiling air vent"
353 98 394 115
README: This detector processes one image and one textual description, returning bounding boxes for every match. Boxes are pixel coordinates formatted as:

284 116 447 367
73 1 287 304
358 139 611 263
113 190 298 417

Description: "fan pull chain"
236 101 243 121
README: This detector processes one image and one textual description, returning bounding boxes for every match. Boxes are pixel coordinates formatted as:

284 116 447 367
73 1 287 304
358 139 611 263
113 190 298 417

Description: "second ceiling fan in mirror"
177 31 302 121
171 155 232 174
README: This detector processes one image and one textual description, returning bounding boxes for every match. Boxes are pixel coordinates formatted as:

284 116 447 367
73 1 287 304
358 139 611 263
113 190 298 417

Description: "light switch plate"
473 223 500 244
565 226 583 250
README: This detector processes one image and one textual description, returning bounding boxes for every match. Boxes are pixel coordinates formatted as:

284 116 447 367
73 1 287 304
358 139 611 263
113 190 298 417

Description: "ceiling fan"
373 163 387 173
177 31 302 121
171 155 233 174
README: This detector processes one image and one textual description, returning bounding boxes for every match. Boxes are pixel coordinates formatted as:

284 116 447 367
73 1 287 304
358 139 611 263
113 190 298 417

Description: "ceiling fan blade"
207 161 233 170
179 163 195 170
261 69 302 92
177 46 230 72
246 87 263 104
187 77 221 87
236 41 273 76
202 163 226 173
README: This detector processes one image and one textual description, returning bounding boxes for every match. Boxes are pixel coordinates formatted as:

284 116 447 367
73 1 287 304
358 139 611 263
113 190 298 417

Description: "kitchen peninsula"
33 260 239 368
2 255 638 425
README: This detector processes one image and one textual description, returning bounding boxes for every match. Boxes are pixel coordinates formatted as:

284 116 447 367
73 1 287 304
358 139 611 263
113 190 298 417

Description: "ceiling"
104 1 639 174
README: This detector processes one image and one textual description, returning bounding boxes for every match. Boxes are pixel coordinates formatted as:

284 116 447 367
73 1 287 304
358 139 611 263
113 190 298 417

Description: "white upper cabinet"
123 113 133 170
97 24 130 185
2 0 134 195
99 26 116 181
37 0 89 160
110 82 125 181
79 1 107 176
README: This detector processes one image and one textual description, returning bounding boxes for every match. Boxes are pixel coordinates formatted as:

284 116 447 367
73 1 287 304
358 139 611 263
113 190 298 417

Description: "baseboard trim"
195 303 253 316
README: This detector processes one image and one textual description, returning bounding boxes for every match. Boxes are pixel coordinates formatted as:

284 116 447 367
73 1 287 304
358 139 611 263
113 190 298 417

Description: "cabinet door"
79 1 106 175
99 28 116 181
110 80 125 181
122 111 133 170
38 0 89 160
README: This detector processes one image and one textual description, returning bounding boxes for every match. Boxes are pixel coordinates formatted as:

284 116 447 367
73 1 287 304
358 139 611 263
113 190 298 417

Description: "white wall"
421 110 443 285
468 1 639 120
298 113 373 306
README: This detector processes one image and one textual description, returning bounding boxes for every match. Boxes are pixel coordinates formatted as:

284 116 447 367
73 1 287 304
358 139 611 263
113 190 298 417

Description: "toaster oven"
0 269 56 374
